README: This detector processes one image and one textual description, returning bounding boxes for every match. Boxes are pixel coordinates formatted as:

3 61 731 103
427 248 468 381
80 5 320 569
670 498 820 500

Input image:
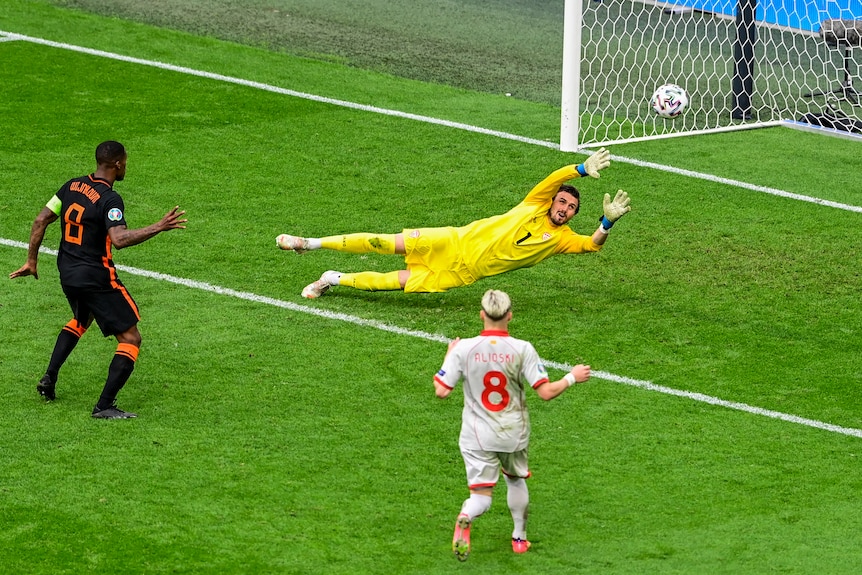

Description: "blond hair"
481 289 512 321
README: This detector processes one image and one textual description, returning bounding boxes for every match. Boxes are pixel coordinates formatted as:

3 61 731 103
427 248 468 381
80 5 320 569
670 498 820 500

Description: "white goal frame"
561 0 862 150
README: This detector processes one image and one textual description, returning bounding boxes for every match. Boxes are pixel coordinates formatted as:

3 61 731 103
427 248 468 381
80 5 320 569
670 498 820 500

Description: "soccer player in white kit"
433 289 591 561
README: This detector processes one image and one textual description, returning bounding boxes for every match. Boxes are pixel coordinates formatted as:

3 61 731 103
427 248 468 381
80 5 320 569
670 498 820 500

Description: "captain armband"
46 195 62 216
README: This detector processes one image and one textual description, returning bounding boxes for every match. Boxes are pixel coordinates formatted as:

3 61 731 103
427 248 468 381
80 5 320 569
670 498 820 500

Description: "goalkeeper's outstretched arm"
524 147 611 205
578 147 610 179
592 189 631 246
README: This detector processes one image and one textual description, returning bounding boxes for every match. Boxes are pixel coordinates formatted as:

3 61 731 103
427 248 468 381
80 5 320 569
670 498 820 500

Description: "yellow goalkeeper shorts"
402 227 476 293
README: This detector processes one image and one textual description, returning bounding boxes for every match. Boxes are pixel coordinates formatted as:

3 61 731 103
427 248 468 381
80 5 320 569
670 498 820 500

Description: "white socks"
460 493 492 520
459 479 529 540
505 476 529 540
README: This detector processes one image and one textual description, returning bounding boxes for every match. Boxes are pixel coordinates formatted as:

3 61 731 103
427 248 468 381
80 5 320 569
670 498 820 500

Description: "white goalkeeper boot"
301 270 341 299
276 234 310 254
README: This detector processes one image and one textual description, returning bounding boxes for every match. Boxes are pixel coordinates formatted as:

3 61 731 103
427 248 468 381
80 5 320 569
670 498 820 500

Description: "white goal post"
561 0 862 150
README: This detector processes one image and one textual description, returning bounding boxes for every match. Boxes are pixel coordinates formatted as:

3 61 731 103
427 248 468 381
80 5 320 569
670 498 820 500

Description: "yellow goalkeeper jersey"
457 164 601 280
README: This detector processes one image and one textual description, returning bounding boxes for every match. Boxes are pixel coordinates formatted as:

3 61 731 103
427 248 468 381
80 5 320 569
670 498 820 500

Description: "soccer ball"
650 84 689 118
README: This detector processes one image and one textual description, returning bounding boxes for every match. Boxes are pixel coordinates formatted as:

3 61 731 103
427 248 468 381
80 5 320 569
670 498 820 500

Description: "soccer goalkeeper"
277 147 631 298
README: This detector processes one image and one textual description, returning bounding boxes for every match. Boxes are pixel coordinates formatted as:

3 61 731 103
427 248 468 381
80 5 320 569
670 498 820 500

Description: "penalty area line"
2 237 861 440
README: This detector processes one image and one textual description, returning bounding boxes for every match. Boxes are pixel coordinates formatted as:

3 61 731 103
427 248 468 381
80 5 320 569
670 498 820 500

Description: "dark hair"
556 184 580 214
95 141 126 165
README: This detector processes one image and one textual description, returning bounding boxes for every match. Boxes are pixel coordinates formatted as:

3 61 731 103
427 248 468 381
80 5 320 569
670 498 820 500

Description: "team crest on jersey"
107 208 123 222
542 232 552 240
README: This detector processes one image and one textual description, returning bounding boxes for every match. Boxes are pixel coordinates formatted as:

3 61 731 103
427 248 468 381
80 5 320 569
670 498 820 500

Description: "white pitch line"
612 154 862 213
2 237 861 440
0 31 554 150
2 29 861 214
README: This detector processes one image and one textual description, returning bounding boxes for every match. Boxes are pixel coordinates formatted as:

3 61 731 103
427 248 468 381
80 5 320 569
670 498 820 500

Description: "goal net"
563 0 862 149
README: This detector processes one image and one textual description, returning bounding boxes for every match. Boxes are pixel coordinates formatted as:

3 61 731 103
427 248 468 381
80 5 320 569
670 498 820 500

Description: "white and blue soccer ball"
650 83 689 118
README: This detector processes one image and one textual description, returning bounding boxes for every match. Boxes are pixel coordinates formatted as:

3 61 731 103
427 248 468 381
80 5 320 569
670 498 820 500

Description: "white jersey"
434 329 550 452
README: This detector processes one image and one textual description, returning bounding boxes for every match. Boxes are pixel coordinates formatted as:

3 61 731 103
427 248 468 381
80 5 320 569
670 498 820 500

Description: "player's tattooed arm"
109 206 187 249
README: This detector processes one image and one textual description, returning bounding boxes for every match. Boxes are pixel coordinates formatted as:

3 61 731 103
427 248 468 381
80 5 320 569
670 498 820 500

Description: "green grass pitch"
2 1 862 574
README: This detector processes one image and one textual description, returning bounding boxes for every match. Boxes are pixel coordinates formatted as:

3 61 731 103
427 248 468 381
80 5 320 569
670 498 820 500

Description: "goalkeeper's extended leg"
320 233 398 254
301 270 403 298
340 271 402 291
277 233 399 255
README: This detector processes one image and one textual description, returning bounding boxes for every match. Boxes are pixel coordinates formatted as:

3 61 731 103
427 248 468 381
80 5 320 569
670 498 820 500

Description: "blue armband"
600 215 614 230
576 164 588 177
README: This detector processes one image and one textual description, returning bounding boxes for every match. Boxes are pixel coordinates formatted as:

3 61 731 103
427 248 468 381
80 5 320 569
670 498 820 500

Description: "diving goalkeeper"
277 147 631 298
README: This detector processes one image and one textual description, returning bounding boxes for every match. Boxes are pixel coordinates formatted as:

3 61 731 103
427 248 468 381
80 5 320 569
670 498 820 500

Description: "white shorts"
461 447 530 489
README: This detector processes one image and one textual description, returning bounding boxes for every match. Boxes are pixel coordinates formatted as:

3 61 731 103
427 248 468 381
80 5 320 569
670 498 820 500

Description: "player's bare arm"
9 207 59 280
433 337 460 398
434 380 453 399
109 206 187 249
535 364 591 401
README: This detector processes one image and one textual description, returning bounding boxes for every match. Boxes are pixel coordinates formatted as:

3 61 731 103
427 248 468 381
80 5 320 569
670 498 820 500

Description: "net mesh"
576 0 862 146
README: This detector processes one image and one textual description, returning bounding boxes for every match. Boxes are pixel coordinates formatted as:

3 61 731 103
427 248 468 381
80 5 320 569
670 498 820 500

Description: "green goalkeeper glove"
602 190 631 225
579 147 610 178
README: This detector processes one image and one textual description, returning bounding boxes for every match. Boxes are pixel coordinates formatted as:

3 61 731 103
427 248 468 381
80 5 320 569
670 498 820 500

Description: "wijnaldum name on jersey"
70 180 101 204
